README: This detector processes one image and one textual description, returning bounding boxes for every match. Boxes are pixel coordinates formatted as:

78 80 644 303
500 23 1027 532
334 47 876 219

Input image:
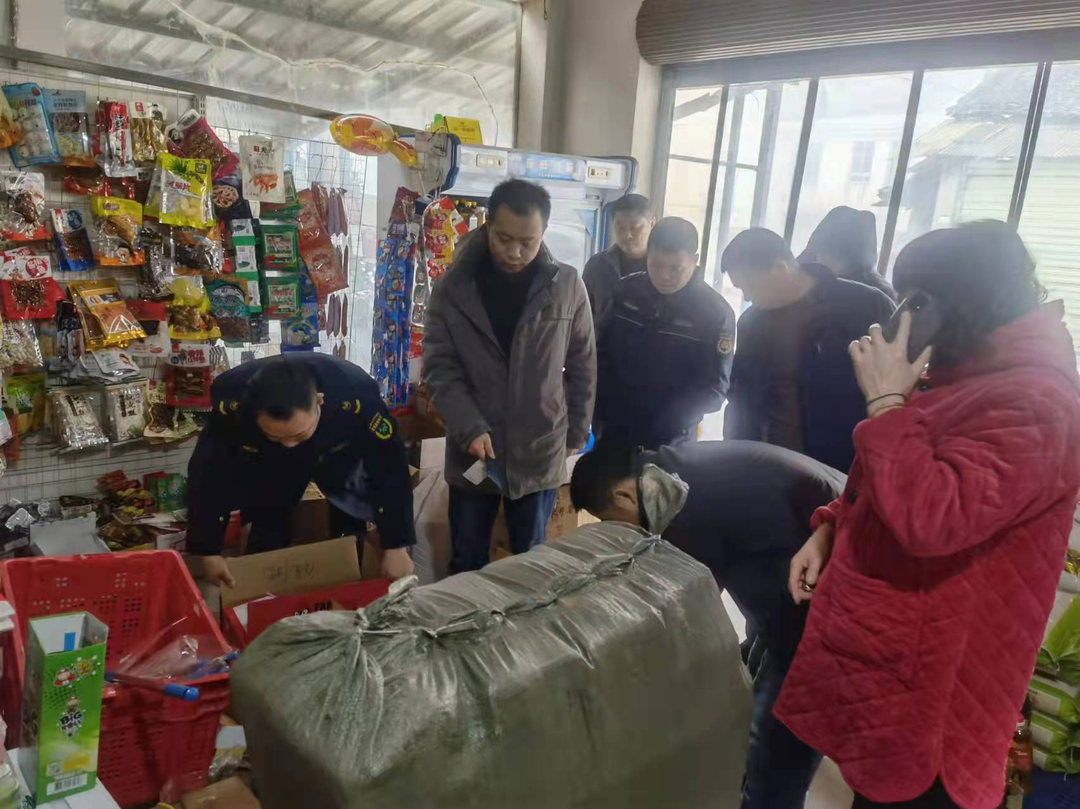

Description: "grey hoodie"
423 229 596 498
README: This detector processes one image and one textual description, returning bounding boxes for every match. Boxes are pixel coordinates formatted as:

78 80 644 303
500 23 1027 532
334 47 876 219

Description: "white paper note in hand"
463 458 487 486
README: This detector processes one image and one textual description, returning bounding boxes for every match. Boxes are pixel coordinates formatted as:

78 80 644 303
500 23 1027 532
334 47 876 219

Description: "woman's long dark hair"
893 221 1045 367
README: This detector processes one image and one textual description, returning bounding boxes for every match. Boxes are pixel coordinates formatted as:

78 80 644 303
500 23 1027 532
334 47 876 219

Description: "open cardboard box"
220 536 390 649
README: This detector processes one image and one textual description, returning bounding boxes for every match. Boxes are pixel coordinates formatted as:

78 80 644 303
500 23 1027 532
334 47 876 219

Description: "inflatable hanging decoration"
331 114 416 164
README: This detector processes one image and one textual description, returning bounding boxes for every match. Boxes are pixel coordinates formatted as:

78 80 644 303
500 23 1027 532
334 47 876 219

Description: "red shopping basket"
0 551 230 808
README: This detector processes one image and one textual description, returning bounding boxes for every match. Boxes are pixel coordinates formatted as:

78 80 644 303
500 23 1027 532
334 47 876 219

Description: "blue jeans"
448 486 558 574
741 649 823 809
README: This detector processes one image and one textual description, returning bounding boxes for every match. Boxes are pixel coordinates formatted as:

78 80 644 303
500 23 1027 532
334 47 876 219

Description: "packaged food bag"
1029 673 1080 724
94 100 138 178
232 524 753 809
1030 710 1078 755
89 196 145 266
158 153 213 228
238 135 285 204
1033 744 1080 774
1039 594 1080 685
3 84 60 167
45 89 93 168
2 172 50 242
166 110 238 180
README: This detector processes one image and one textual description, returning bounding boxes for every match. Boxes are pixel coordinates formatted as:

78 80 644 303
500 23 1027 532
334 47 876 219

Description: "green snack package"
3 371 47 435
259 170 300 219
1030 710 1078 754
19 612 107 802
150 473 186 512
207 277 251 343
261 272 301 320
1029 672 1080 724
1033 744 1080 774
1039 594 1080 685
259 223 300 271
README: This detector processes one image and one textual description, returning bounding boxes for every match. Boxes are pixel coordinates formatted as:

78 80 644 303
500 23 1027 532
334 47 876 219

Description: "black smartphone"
881 291 943 363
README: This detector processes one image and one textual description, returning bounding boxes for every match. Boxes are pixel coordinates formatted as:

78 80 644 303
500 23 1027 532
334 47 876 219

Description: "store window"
789 73 913 256
888 65 1036 272
663 86 724 239
1019 62 1080 355
700 81 810 307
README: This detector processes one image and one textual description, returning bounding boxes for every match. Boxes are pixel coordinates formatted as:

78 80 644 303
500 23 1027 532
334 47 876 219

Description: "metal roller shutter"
637 0 1080 65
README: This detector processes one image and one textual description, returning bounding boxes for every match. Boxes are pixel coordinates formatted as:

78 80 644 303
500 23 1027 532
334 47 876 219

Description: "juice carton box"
18 612 107 801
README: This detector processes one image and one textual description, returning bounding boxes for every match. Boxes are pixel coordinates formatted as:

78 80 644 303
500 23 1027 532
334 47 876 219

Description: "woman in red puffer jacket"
775 222 1080 809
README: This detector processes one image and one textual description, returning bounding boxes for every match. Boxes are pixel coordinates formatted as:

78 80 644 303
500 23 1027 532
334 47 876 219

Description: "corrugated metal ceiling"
54 0 520 142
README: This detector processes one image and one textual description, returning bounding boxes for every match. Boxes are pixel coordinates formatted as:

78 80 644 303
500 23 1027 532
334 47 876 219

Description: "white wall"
518 0 661 196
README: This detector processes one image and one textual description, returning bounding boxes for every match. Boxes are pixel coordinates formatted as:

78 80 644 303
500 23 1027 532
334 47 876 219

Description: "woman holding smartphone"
775 221 1080 809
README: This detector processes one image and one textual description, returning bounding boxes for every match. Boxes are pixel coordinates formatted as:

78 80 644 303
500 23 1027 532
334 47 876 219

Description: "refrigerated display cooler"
376 138 638 270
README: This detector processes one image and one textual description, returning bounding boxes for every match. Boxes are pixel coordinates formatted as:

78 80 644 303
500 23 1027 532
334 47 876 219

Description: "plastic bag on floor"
232 523 752 809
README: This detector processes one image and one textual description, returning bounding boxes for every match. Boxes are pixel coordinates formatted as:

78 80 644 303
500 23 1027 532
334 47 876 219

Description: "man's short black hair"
569 443 638 514
488 179 551 226
610 193 653 218
647 216 698 255
721 227 794 274
243 358 318 421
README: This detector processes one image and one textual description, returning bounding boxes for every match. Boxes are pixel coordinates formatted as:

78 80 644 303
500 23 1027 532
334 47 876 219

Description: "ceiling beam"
206 0 515 67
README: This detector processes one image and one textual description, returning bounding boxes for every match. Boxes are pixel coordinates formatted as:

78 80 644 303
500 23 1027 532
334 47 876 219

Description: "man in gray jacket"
424 179 597 573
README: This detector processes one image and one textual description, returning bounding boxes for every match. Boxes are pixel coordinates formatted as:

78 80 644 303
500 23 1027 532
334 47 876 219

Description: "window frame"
654 37 1080 276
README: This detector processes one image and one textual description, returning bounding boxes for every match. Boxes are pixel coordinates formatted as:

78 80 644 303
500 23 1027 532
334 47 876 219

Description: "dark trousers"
448 486 557 573
740 648 823 809
852 782 960 808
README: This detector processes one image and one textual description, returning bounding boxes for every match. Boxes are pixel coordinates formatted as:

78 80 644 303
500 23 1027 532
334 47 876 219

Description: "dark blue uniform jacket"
186 354 416 555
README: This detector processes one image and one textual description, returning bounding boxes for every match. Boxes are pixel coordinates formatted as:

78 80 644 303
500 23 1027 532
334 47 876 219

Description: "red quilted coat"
775 302 1080 809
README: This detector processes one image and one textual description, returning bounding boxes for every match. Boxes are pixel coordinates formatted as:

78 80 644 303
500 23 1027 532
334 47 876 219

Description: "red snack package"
95 100 138 178
165 364 212 410
166 110 239 180
63 167 110 197
297 188 346 301
1 277 64 319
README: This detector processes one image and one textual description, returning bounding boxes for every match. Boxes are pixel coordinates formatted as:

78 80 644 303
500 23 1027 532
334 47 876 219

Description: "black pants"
247 501 367 555
852 781 960 808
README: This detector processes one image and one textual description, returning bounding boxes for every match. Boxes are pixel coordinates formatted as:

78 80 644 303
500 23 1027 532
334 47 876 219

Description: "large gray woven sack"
231 523 752 809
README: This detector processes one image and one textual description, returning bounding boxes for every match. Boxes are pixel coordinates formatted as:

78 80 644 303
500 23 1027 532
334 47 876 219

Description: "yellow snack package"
89 196 146 266
167 275 221 341
158 153 213 229
68 279 147 349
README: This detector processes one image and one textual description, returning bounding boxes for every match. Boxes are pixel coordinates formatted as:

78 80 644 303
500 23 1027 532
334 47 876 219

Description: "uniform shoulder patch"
369 412 393 440
217 399 241 416
341 398 363 414
718 335 734 355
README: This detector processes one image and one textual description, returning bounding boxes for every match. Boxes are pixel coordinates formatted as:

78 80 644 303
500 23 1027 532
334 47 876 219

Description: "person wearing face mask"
570 440 845 809
594 216 736 449
582 193 657 326
721 228 894 471
423 179 596 573
186 354 417 588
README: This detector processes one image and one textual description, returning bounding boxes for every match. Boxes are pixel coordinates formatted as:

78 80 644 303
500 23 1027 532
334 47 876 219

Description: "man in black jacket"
800 206 898 301
569 440 846 809
186 354 416 586
594 216 736 449
582 193 656 326
721 228 894 471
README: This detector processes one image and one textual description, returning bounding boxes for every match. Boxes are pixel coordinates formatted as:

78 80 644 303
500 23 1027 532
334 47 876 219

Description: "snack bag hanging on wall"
89 196 145 266
260 171 301 219
95 100 138 177
129 100 166 163
297 189 346 300
0 91 23 150
238 135 285 204
2 84 60 167
2 172 50 242
45 90 93 168
166 109 239 180
51 209 95 272
68 280 147 348
158 154 213 228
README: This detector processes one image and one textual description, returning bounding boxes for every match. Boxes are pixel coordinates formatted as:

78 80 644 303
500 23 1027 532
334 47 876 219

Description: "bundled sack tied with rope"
230 522 752 809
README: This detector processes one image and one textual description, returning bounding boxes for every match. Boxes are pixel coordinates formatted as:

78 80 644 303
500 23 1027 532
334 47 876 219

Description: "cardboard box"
19 613 108 802
222 536 362 610
490 484 598 559
182 776 260 809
